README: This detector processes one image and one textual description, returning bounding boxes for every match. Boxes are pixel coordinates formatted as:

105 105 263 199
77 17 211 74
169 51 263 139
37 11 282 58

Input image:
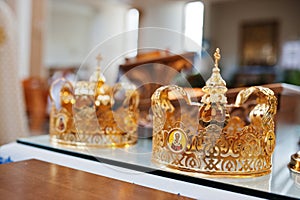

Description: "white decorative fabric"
0 1 29 145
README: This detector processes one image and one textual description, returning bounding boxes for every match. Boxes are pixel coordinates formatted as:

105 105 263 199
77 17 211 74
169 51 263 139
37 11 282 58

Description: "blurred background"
1 0 300 137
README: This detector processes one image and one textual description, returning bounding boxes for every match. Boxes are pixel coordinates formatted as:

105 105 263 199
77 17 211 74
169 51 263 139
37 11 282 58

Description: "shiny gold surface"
289 152 300 174
49 55 139 147
151 48 278 177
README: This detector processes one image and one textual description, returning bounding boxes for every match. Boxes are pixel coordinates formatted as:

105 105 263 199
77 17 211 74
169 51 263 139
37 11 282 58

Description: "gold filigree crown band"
49 55 140 147
151 48 277 177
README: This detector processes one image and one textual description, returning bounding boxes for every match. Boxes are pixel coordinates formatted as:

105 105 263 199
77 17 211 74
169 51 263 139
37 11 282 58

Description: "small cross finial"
214 48 221 68
96 54 103 68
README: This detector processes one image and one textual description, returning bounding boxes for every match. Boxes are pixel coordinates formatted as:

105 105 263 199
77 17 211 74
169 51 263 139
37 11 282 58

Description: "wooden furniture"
121 51 195 71
22 77 48 133
119 51 196 111
0 159 193 200
233 66 276 87
170 83 288 109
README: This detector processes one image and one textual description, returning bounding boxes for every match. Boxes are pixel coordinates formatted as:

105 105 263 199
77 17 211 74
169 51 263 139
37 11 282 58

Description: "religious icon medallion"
167 128 187 154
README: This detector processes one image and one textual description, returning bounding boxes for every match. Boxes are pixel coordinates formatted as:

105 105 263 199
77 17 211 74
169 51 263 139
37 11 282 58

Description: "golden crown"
49 55 140 147
151 48 277 177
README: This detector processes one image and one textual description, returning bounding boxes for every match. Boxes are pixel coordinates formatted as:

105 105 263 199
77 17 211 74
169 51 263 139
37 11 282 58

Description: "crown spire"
96 54 103 70
90 53 106 84
201 48 227 104
214 48 221 68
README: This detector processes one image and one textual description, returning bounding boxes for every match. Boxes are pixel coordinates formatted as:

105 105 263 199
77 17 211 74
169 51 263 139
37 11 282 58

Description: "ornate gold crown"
49 55 140 147
151 48 277 177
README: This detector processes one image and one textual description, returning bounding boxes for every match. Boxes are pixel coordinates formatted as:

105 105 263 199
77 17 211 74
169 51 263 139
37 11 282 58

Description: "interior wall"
88 2 129 85
209 0 300 81
44 0 191 84
44 0 129 85
44 0 95 68
14 0 32 79
132 0 186 53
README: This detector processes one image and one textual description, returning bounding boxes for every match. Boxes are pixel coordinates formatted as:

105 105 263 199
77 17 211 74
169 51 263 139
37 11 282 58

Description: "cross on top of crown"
96 54 103 68
214 48 221 68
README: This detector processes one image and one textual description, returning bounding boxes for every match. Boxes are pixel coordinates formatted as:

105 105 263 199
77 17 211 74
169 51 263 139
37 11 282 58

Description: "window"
184 1 204 51
125 8 140 57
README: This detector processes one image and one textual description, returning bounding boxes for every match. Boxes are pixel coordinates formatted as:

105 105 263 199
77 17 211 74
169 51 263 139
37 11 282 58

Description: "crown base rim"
152 158 271 178
50 136 138 148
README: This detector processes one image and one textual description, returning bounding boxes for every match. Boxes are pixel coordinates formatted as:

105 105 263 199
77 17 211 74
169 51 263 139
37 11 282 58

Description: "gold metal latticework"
49 55 139 147
151 48 277 177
